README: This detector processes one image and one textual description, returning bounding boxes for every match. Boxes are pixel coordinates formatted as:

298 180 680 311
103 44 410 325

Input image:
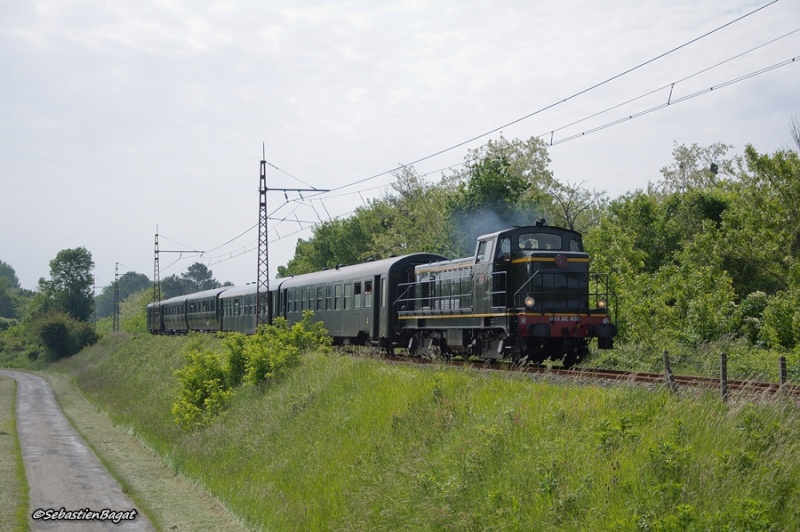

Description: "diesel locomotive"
147 221 616 367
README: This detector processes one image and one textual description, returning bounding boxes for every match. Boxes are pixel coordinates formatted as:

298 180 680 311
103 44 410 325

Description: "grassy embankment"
53 332 800 530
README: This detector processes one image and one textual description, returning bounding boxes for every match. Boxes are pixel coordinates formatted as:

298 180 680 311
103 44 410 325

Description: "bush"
34 312 99 361
172 311 330 429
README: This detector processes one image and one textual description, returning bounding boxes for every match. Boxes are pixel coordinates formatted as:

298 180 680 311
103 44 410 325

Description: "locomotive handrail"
395 277 474 313
514 270 616 317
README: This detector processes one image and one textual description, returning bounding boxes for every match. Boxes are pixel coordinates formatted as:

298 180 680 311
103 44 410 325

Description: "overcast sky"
2 0 798 291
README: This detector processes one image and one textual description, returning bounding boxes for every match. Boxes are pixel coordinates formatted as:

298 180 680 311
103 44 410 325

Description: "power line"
170 4 790 272
549 55 800 146
321 0 780 193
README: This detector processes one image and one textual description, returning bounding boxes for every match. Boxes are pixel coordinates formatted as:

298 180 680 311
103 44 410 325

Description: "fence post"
779 356 787 388
663 350 677 393
720 352 729 403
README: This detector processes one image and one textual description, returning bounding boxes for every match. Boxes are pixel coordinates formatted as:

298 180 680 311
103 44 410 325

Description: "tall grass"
55 333 800 530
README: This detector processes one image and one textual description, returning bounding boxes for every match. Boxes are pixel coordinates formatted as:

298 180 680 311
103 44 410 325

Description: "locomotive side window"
364 281 373 308
498 237 511 260
354 282 362 309
475 240 487 262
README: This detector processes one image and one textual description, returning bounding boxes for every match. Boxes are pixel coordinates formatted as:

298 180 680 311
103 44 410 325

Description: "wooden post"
779 356 787 388
720 352 728 403
663 350 677 393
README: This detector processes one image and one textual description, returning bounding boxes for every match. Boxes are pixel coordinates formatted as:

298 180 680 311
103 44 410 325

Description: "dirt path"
1 370 154 531
1 370 248 531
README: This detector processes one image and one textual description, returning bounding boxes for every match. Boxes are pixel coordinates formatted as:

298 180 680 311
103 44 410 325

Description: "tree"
446 155 534 255
370 165 456 258
39 247 95 322
278 212 380 276
0 260 20 289
183 263 219 292
548 180 607 232
95 271 151 318
656 142 734 195
160 264 221 298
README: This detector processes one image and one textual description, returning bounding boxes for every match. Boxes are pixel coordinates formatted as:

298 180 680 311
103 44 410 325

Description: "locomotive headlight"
598 299 607 310
524 296 535 308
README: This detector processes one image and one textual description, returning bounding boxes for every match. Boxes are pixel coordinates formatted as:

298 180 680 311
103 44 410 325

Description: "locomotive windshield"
517 231 582 252
519 233 561 250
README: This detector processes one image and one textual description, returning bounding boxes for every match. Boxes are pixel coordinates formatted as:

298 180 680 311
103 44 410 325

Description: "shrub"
34 312 99 361
172 346 233 430
172 311 330 429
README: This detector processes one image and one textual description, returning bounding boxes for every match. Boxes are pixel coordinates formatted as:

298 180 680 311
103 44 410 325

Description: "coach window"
364 280 373 308
326 285 333 310
344 283 351 309
335 284 343 310
301 288 307 311
381 277 386 307
288 290 294 313
354 282 362 309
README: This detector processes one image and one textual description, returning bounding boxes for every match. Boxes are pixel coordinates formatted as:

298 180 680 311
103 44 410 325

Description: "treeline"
0 252 228 364
279 126 800 363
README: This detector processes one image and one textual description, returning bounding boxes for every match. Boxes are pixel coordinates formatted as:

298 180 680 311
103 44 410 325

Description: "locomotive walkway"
1 370 154 531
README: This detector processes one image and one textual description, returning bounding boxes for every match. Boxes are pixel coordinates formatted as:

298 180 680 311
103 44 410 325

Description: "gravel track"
1 370 248 531
1 370 153 531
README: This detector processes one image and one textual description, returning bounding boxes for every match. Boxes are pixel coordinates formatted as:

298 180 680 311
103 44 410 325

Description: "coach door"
473 237 495 314
372 274 383 341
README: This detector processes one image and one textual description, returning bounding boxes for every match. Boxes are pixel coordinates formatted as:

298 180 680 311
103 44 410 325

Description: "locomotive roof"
476 224 581 241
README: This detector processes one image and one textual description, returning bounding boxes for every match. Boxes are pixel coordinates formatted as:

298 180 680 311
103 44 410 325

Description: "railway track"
382 354 800 399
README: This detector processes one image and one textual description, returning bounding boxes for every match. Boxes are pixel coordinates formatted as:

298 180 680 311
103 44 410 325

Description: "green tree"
0 259 20 289
370 166 456 258
161 274 193 299
183 263 220 292
656 142 734 195
548 180 607 232
95 271 151 318
278 212 381 276
38 247 95 322
0 260 21 319
446 155 533 255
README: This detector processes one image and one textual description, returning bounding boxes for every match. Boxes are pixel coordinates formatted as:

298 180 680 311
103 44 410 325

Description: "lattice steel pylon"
256 156 270 326
255 147 328 327
152 230 162 334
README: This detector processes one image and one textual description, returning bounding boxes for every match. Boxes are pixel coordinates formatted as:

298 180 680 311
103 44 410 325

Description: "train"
147 221 617 368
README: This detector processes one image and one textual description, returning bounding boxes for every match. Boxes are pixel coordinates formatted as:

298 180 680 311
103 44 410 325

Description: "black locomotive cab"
398 221 616 367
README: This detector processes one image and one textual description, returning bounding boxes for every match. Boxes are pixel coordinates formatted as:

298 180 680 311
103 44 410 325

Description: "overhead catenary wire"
317 0 780 194
183 2 792 272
